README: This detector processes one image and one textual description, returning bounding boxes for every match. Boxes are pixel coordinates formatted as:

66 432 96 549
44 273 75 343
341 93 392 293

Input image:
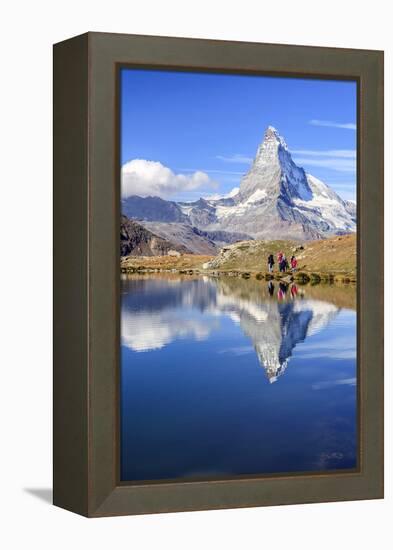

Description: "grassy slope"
294 234 356 274
120 234 357 282
121 253 212 272
206 234 356 275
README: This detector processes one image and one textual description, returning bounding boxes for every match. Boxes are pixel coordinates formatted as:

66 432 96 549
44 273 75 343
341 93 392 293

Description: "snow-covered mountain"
121 276 340 382
212 277 340 382
121 126 356 243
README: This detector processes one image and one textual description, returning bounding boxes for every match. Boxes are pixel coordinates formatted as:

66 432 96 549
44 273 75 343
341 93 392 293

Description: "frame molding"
53 32 384 517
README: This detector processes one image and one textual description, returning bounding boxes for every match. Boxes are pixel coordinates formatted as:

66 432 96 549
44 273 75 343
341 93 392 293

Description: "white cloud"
204 187 239 200
327 182 357 192
121 310 215 352
298 349 356 360
292 148 356 173
121 159 216 199
309 119 356 130
178 168 245 175
292 149 356 159
312 378 356 390
217 345 254 356
216 154 253 164
293 156 355 173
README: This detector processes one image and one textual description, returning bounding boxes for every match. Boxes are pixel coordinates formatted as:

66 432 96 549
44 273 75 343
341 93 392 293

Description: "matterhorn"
183 125 356 241
122 126 356 246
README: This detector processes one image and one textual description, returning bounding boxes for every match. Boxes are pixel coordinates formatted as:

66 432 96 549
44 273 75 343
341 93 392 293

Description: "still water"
120 275 357 482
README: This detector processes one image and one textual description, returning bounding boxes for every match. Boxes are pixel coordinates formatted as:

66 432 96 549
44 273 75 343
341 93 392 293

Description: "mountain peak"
250 126 289 173
121 121 357 241
264 126 288 150
238 125 305 201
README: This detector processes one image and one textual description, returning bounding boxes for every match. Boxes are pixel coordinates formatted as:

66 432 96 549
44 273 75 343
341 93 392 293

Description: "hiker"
279 254 288 273
268 281 275 296
278 281 287 300
290 255 298 272
279 281 288 294
278 252 283 272
290 284 298 299
267 254 275 273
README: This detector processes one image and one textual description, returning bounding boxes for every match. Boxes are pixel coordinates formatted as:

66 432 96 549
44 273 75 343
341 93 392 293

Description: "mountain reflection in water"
121 275 352 383
120 274 357 481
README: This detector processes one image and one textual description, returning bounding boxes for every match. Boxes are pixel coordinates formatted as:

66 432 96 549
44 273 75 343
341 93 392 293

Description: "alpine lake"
120 273 357 482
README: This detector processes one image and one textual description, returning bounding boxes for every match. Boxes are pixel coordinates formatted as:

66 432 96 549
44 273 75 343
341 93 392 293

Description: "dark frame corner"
53 32 384 517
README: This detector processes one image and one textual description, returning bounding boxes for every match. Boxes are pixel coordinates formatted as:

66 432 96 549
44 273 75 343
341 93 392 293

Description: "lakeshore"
120 233 357 284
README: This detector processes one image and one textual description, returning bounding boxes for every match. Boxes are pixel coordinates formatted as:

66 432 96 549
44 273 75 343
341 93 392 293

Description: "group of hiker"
268 280 300 301
267 251 298 274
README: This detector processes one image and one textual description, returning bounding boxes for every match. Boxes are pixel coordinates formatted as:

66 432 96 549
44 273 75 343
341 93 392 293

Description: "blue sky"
120 69 357 201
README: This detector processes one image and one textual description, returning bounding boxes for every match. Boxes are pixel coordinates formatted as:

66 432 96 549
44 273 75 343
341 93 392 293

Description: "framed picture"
53 32 384 517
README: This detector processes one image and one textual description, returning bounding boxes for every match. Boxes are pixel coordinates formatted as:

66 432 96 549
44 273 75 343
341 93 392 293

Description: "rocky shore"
121 262 356 285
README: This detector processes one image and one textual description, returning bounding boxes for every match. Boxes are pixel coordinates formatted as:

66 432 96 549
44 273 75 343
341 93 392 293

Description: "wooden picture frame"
53 32 384 517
